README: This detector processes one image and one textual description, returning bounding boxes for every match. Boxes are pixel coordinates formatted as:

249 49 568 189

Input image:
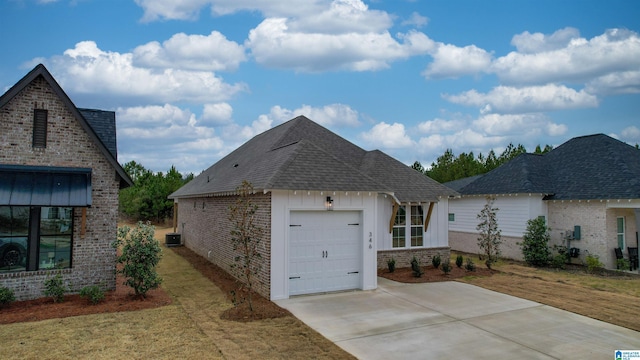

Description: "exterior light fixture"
325 196 334 211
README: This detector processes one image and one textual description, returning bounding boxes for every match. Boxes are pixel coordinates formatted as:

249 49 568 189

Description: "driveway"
276 278 640 359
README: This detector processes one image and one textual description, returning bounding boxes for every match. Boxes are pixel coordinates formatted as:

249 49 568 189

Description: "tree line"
119 161 194 223
413 143 553 183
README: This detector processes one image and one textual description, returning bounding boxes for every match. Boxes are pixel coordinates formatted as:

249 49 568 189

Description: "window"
33 109 48 148
617 217 625 249
392 206 406 248
392 205 424 248
0 206 73 273
448 213 455 222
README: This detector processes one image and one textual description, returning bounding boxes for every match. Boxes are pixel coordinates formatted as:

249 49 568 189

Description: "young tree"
113 222 163 297
520 217 552 267
228 180 264 312
476 196 502 269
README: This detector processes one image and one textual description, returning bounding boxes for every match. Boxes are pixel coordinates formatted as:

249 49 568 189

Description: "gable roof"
170 116 457 202
451 134 640 200
0 64 132 188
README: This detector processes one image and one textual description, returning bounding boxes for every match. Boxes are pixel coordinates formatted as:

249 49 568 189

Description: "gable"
0 64 132 188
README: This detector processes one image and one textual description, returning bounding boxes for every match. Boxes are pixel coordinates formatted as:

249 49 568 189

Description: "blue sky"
2 0 639 175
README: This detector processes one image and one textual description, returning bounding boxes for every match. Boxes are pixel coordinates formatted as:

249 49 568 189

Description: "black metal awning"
0 165 92 207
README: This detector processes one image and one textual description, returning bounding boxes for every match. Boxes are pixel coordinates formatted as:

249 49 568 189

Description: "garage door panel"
289 211 362 296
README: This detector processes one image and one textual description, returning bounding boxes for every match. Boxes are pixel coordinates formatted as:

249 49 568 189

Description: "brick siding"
377 247 450 269
0 76 119 300
176 192 272 298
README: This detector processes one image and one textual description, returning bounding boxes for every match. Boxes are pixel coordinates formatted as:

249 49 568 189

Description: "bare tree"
476 196 502 269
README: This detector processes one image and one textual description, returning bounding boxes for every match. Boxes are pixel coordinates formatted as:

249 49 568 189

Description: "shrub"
431 254 441 269
520 217 551 267
441 258 452 275
410 256 423 277
585 253 604 274
465 257 476 272
476 196 502 269
616 258 630 271
44 273 67 303
455 255 464 268
0 286 16 307
550 253 567 269
80 285 105 305
113 222 163 297
387 257 396 273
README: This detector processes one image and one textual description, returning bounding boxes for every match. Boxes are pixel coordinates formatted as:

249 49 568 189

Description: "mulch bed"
170 246 291 322
0 275 172 324
378 264 495 283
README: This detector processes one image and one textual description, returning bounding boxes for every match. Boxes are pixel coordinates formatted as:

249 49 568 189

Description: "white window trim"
392 204 426 249
617 216 625 249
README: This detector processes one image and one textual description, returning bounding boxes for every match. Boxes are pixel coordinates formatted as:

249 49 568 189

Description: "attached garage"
289 211 362 296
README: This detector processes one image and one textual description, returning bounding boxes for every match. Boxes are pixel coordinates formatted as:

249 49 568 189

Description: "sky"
1 0 639 175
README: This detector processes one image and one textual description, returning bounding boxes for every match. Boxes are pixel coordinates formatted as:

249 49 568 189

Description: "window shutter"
33 109 48 148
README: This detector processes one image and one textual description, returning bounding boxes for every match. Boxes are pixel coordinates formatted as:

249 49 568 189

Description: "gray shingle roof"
451 134 640 200
170 116 458 202
78 109 117 158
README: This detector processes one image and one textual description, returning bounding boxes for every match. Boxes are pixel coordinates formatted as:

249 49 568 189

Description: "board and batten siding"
270 189 378 300
448 195 547 261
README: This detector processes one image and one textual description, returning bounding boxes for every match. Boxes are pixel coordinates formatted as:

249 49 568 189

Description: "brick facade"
1 76 120 300
377 247 450 270
449 231 524 261
176 192 272 298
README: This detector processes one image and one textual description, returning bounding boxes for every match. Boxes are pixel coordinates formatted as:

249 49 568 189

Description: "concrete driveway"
276 278 640 359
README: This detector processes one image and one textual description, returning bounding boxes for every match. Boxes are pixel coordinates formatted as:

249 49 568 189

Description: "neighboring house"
447 134 640 270
0 64 132 300
169 116 457 300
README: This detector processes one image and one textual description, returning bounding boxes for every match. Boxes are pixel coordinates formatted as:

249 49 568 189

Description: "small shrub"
550 253 566 269
616 258 630 271
113 222 163 298
410 256 423 277
80 285 105 305
585 253 604 274
465 257 476 272
387 257 396 273
431 254 441 269
520 217 551 267
0 286 16 307
441 258 452 275
455 255 464 268
44 273 67 303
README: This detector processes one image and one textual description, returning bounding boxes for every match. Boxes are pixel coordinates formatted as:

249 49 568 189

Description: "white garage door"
289 211 362 296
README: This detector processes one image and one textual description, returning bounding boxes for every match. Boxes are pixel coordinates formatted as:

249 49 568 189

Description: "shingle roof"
0 64 132 188
78 109 117 158
451 134 640 200
170 116 458 202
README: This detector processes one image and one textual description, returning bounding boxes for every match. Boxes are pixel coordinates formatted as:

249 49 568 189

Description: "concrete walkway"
276 278 640 359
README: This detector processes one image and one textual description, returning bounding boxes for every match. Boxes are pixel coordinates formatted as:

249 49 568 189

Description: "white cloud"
621 126 640 142
134 0 211 22
492 28 640 85
585 70 640 95
360 122 414 149
201 103 233 125
132 31 246 72
417 118 465 133
472 113 568 137
287 0 393 34
511 27 580 54
43 41 246 105
258 104 361 127
401 12 428 28
118 104 196 126
423 43 493 79
247 18 434 72
444 84 599 113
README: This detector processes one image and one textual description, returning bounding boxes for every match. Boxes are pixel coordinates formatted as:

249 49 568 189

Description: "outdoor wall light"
325 196 334 211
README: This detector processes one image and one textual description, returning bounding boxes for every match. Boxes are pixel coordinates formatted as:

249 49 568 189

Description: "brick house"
0 64 132 300
169 116 458 300
446 134 640 270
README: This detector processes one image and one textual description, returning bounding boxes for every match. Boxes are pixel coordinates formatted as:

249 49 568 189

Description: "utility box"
165 233 181 247
573 225 581 240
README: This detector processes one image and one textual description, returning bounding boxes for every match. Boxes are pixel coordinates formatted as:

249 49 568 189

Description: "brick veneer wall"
449 231 524 261
377 247 450 269
176 192 272 298
0 76 119 300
